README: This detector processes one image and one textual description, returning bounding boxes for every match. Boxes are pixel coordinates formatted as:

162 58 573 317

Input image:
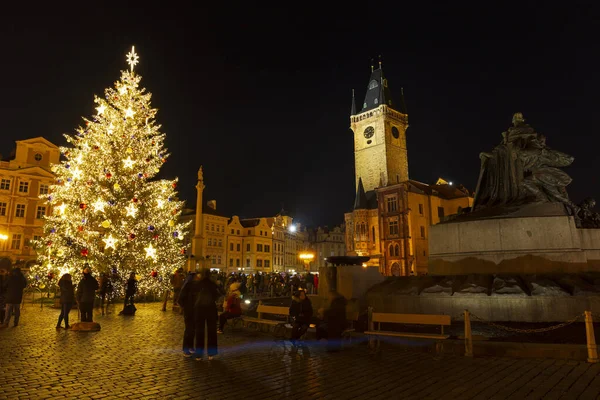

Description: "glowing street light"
289 224 297 232
0 234 8 241
299 252 315 272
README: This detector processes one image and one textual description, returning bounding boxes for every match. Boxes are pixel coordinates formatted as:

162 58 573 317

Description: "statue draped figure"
473 113 578 215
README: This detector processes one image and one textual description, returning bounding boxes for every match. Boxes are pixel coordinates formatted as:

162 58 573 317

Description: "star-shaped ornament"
96 104 107 115
72 168 82 180
126 203 138 218
107 124 115 135
156 199 165 208
126 46 140 71
122 156 135 169
145 243 157 259
57 203 67 215
91 199 106 213
103 235 118 250
119 86 127 95
125 108 135 118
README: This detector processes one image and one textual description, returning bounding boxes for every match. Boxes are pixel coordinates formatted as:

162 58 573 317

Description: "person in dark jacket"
76 266 99 323
289 289 313 343
0 268 7 323
124 272 138 308
2 267 28 327
178 272 201 357
99 272 113 316
56 273 75 329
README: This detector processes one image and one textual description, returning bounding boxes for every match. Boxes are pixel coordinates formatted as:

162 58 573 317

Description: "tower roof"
354 178 368 209
359 66 407 114
361 67 393 113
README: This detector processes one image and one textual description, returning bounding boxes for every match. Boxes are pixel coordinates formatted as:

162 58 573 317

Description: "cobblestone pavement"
1 303 600 399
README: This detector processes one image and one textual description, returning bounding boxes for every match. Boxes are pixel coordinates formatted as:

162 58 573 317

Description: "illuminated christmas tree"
33 46 189 293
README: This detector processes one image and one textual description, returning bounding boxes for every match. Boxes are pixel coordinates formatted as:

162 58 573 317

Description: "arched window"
389 244 394 257
395 244 400 257
372 227 375 242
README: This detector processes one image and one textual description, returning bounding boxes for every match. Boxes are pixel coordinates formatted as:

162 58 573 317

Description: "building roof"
240 218 261 228
407 179 471 200
360 67 392 113
354 178 379 210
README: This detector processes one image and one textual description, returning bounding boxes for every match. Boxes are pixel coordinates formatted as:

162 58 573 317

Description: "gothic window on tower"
395 244 400 257
389 220 399 236
374 98 378 104
386 196 398 212
368 80 379 89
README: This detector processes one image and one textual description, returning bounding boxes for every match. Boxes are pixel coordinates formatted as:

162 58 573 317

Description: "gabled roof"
16 137 59 149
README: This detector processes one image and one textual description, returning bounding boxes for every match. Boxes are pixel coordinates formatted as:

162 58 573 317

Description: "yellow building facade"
344 67 472 276
0 137 59 267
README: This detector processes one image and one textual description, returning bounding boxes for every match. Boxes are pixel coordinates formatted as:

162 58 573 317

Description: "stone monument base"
70 322 101 331
429 211 600 275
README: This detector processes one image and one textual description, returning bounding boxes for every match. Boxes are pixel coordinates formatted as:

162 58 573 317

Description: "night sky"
2 4 598 227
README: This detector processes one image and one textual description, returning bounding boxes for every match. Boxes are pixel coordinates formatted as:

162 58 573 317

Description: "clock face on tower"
364 126 375 139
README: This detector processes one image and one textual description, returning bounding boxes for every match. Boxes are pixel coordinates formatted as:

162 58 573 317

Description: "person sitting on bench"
289 289 313 344
218 282 242 334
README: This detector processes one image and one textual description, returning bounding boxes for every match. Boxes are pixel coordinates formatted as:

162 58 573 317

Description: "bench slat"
257 305 289 315
371 313 451 326
241 317 282 325
365 331 450 340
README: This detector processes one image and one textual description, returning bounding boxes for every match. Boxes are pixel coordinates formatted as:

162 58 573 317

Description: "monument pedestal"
429 211 600 275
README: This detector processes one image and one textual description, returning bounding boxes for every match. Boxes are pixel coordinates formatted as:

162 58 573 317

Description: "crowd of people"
1 264 346 359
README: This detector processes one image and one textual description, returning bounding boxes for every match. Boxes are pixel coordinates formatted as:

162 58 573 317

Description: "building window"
423 250 426 256
217 255 221 265
236 243 241 251
257 259 263 267
205 223 209 231
420 226 425 238
11 234 21 250
208 238 212 246
218 239 222 247
372 227 375 242
15 204 25 218
257 244 263 252
419 204 424 215
230 243 233 251
246 243 250 252
247 230 251 235
438 207 445 219
389 220 399 235
39 184 49 195
0 179 10 191
211 224 214 231
265 260 270 269
264 245 270 253
34 153 42 161
387 196 398 212
0 202 6 216
229 258 233 267
18 181 29 193
237 230 240 235
395 244 400 257
33 235 42 242
236 259 240 267
36 206 46 219
246 259 250 268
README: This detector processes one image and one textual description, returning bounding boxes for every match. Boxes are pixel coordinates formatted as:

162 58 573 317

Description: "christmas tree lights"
32 46 190 293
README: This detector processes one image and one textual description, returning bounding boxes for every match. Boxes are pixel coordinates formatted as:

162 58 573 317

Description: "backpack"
195 285 215 308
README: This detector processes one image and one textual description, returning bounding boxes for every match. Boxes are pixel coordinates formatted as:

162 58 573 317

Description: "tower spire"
350 89 357 116
370 58 374 72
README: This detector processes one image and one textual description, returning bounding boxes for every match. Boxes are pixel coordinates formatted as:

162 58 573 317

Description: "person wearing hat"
217 281 242 334
56 273 75 329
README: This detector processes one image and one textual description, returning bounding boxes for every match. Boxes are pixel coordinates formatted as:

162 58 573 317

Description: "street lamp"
299 252 315 272
0 233 7 252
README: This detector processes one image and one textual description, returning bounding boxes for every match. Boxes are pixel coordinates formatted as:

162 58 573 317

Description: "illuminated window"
39 184 49 195
15 204 25 218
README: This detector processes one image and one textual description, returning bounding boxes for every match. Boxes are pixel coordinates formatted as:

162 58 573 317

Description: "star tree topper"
126 46 140 71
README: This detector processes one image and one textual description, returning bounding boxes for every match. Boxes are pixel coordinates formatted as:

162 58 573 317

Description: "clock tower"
351 64 408 192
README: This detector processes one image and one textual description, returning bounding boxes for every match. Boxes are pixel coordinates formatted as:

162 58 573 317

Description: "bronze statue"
473 113 578 215
577 198 600 228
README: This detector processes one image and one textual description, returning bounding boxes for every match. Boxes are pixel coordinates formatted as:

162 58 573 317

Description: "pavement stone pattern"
1 302 600 399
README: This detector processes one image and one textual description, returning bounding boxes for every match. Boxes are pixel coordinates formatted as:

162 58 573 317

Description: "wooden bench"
365 307 451 353
241 301 290 336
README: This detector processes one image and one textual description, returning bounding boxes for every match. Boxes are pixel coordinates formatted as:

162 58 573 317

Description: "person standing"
124 272 138 309
76 266 99 323
313 273 319 295
178 272 201 358
289 289 313 344
306 272 314 294
56 273 75 329
194 269 222 360
99 272 113 316
217 281 241 334
1 267 28 328
171 268 185 310
0 268 7 323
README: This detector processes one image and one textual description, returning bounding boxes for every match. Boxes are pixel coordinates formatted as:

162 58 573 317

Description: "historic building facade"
0 137 59 267
344 66 472 276
308 225 346 270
